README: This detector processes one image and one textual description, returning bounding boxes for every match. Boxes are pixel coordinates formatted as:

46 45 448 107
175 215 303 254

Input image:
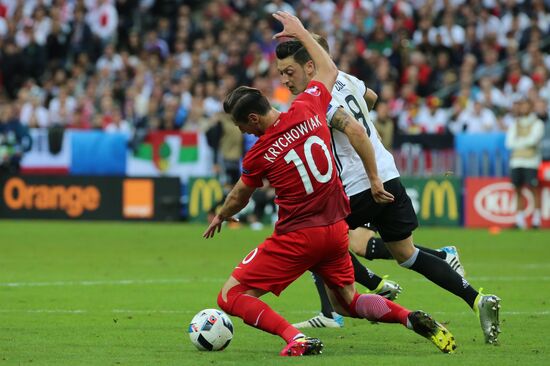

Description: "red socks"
351 293 410 326
218 288 300 343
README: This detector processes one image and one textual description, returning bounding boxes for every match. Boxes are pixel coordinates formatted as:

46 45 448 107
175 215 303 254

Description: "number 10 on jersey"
284 136 333 194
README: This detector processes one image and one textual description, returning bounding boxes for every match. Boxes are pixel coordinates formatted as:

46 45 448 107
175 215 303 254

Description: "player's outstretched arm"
203 179 256 239
273 11 337 91
331 107 394 204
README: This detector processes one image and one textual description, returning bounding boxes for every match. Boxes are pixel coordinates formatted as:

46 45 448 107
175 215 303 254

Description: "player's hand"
202 214 239 239
272 11 307 39
370 177 394 204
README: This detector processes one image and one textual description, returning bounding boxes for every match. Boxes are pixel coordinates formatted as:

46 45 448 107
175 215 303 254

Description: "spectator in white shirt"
48 87 76 126
505 96 545 228
105 108 132 136
20 91 49 128
264 0 295 16
414 96 449 133
476 6 502 40
452 99 498 133
438 11 465 48
15 19 34 49
32 5 51 46
310 0 336 25
503 71 534 100
477 76 508 110
96 43 123 76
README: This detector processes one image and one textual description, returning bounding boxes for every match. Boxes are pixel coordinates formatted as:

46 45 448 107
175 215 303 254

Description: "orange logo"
123 179 154 218
3 177 100 217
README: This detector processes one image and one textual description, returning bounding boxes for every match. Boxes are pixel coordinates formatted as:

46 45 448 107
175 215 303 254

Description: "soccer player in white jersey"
275 37 501 344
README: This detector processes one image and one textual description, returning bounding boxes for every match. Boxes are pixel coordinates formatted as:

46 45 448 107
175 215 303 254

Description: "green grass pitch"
0 220 548 365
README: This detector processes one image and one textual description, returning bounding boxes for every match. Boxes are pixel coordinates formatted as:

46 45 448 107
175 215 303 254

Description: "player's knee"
386 242 414 263
217 284 247 315
217 287 238 315
217 289 232 314
349 241 364 256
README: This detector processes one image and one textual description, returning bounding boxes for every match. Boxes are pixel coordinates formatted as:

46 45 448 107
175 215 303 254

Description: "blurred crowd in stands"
1 0 550 173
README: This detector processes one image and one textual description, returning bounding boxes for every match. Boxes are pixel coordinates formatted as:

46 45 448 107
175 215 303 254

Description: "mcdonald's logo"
421 180 458 220
189 178 223 218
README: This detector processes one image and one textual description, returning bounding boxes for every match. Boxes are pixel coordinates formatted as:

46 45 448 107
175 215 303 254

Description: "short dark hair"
275 33 330 65
223 86 271 123
276 40 311 65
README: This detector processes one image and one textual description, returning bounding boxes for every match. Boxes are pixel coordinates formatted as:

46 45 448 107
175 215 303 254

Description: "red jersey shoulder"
293 81 332 113
304 84 322 96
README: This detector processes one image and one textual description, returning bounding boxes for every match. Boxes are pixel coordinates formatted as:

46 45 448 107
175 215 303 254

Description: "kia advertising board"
0 176 180 221
465 177 550 228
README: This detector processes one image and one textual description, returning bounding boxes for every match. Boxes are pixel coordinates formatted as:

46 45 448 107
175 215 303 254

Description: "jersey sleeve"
326 101 340 126
240 155 264 188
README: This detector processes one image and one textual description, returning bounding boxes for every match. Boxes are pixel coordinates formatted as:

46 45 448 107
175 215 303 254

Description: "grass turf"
0 220 548 365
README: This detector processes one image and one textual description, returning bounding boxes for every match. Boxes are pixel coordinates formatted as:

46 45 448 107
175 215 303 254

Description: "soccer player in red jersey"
203 11 456 356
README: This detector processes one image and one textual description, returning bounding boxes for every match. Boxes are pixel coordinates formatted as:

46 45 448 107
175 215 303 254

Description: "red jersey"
241 81 350 234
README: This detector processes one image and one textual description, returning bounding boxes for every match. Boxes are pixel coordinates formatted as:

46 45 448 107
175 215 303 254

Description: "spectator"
451 99 498 133
206 112 243 188
48 86 76 126
0 0 548 184
32 5 51 47
414 96 449 134
474 47 504 85
373 101 395 151
264 0 295 16
247 183 276 231
105 107 132 136
477 76 508 112
505 96 545 229
20 88 49 128
95 42 123 76
0 103 30 175
46 17 70 70
69 6 94 58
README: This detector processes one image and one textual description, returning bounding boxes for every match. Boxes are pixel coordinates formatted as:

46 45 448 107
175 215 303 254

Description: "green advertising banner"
187 177 224 222
400 176 461 226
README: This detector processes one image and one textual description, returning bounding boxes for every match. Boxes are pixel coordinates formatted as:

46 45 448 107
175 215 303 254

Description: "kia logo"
474 182 534 224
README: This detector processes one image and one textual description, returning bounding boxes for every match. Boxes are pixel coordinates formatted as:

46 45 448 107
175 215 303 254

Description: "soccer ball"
188 309 234 351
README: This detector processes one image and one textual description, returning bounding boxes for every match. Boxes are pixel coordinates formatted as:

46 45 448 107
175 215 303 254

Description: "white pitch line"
1 276 550 288
0 309 548 316
0 278 227 287
411 276 550 282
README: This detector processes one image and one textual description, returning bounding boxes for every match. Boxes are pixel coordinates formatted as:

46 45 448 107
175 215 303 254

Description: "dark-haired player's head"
275 34 330 95
223 86 271 136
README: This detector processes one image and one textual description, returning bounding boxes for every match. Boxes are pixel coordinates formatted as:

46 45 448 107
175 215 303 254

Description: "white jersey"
326 71 400 196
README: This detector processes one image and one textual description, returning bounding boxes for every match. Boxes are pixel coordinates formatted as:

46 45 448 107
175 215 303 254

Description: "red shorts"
231 220 354 296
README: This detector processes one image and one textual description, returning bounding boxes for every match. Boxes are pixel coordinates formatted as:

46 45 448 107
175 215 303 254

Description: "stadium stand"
0 0 548 215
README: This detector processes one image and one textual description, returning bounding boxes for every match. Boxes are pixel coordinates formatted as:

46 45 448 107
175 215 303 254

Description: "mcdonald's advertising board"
465 178 550 228
401 177 461 226
187 177 224 222
0 176 180 221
